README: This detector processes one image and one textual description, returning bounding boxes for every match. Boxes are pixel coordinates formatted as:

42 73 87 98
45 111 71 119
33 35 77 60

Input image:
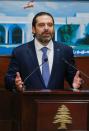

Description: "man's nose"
44 24 49 30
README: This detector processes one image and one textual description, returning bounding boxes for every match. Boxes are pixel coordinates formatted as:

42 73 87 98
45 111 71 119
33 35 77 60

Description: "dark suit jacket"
5 40 76 91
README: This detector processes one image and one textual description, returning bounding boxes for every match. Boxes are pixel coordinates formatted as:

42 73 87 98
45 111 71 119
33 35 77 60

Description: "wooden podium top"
22 89 89 94
18 89 89 101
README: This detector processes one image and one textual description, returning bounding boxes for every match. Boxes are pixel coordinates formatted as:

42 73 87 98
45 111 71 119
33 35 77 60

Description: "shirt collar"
34 38 53 51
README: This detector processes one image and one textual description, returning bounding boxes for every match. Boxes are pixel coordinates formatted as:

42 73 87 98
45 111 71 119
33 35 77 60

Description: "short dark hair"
32 12 54 27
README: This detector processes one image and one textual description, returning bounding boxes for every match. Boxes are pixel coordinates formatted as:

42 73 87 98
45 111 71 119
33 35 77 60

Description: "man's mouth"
43 32 50 36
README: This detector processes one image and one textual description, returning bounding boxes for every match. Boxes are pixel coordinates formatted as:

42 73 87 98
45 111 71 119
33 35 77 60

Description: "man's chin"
43 36 52 41
36 36 52 44
42 38 51 43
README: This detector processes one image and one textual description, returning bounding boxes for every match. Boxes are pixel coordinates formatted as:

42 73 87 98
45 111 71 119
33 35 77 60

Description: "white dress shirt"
34 38 54 74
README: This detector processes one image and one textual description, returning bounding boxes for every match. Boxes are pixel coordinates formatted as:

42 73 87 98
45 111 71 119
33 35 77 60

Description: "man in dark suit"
5 12 82 92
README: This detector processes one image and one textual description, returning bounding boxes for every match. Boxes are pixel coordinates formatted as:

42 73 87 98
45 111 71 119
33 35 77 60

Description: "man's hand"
15 72 24 92
72 71 83 91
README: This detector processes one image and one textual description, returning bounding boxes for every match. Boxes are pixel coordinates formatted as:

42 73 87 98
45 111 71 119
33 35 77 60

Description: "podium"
16 90 89 131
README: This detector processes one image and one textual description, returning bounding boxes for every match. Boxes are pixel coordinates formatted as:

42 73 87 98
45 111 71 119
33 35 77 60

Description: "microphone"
62 57 89 92
23 58 48 87
62 58 89 79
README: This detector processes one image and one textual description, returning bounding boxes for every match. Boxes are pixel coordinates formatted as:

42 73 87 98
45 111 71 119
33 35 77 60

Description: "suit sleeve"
4 49 20 91
64 46 77 87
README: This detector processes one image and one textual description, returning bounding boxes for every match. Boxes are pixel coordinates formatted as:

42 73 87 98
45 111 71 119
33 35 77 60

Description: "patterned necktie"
41 47 50 87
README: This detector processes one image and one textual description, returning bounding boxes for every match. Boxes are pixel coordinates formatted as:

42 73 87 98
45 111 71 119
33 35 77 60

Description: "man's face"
32 15 54 45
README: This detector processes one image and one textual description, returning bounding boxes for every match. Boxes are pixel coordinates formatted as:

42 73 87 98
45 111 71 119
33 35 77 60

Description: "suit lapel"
48 42 63 87
27 40 46 87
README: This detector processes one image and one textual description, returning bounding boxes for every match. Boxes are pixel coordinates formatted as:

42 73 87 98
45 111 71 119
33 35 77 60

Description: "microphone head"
44 58 48 62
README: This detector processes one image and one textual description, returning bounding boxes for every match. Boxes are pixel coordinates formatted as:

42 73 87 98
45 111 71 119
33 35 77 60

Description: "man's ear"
32 26 35 34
